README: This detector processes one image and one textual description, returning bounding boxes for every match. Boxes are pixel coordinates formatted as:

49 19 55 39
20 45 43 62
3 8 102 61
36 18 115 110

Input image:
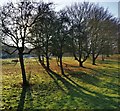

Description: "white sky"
0 0 119 17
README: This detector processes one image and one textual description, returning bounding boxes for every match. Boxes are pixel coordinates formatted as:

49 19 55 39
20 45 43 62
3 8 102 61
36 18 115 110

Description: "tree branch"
23 48 36 54
2 48 17 55
2 42 17 48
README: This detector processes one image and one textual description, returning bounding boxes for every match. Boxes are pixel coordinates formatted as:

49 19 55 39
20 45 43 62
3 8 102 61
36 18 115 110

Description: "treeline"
0 1 119 85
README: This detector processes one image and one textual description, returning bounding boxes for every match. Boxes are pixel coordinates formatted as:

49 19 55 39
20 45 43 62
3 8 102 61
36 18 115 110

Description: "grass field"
1 55 120 110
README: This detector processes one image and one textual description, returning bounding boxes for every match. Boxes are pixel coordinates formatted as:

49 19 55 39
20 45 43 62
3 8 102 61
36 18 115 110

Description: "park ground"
1 55 120 110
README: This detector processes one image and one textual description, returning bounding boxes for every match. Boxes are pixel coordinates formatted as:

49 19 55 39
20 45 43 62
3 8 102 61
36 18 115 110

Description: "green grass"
1 55 120 110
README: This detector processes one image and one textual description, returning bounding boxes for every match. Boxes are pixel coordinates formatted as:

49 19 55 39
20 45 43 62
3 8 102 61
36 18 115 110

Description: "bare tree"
101 18 119 59
66 2 93 67
29 2 54 70
88 5 117 65
0 0 44 85
51 10 70 75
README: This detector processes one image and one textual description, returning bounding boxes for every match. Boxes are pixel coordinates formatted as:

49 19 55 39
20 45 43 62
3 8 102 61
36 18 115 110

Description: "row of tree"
0 1 119 86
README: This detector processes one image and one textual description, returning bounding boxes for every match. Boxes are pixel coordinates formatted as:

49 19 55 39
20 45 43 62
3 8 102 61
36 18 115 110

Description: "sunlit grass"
1 54 120 110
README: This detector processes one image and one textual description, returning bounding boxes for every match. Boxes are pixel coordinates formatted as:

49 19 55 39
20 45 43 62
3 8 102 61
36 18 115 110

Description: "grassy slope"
1 55 120 110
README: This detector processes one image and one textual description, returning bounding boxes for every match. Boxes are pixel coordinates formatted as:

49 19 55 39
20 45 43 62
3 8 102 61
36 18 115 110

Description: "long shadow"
17 73 33 111
64 67 101 87
86 67 119 78
65 66 120 94
48 69 94 94
47 70 66 93
48 69 86 94
40 64 85 92
17 86 27 111
64 62 119 78
97 59 120 65
47 70 119 109
104 82 120 92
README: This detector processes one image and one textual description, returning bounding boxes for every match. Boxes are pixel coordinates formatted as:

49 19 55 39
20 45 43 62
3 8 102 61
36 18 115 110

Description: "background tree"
100 18 119 60
51 10 70 75
29 2 54 70
66 2 93 67
88 5 114 65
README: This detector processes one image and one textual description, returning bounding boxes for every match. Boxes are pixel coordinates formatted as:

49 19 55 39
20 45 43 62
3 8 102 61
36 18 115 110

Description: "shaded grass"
1 55 120 110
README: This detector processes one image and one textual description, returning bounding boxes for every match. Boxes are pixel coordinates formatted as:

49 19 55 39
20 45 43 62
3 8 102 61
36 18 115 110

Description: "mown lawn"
1 55 120 110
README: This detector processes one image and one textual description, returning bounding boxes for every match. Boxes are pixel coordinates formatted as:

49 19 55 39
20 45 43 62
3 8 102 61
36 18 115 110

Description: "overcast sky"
0 0 119 18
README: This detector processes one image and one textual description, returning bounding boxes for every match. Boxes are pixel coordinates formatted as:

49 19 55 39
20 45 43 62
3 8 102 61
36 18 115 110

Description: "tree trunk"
78 51 84 67
92 57 96 65
56 56 60 66
38 55 46 69
19 53 27 86
59 55 64 75
106 54 110 57
73 53 84 67
41 55 44 64
92 52 96 65
79 61 83 67
46 56 50 70
102 54 104 61
91 49 96 65
38 55 42 63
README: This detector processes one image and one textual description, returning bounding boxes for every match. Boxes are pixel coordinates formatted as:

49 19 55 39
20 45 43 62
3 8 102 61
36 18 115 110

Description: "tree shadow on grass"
97 59 120 65
65 66 120 95
86 67 119 78
17 72 33 111
64 67 101 87
46 69 119 109
48 69 93 94
86 67 120 92
46 70 66 93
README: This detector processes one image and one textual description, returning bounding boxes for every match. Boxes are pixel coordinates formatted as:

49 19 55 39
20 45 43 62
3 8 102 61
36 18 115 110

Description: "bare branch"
2 42 17 48
2 48 17 55
23 48 36 54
